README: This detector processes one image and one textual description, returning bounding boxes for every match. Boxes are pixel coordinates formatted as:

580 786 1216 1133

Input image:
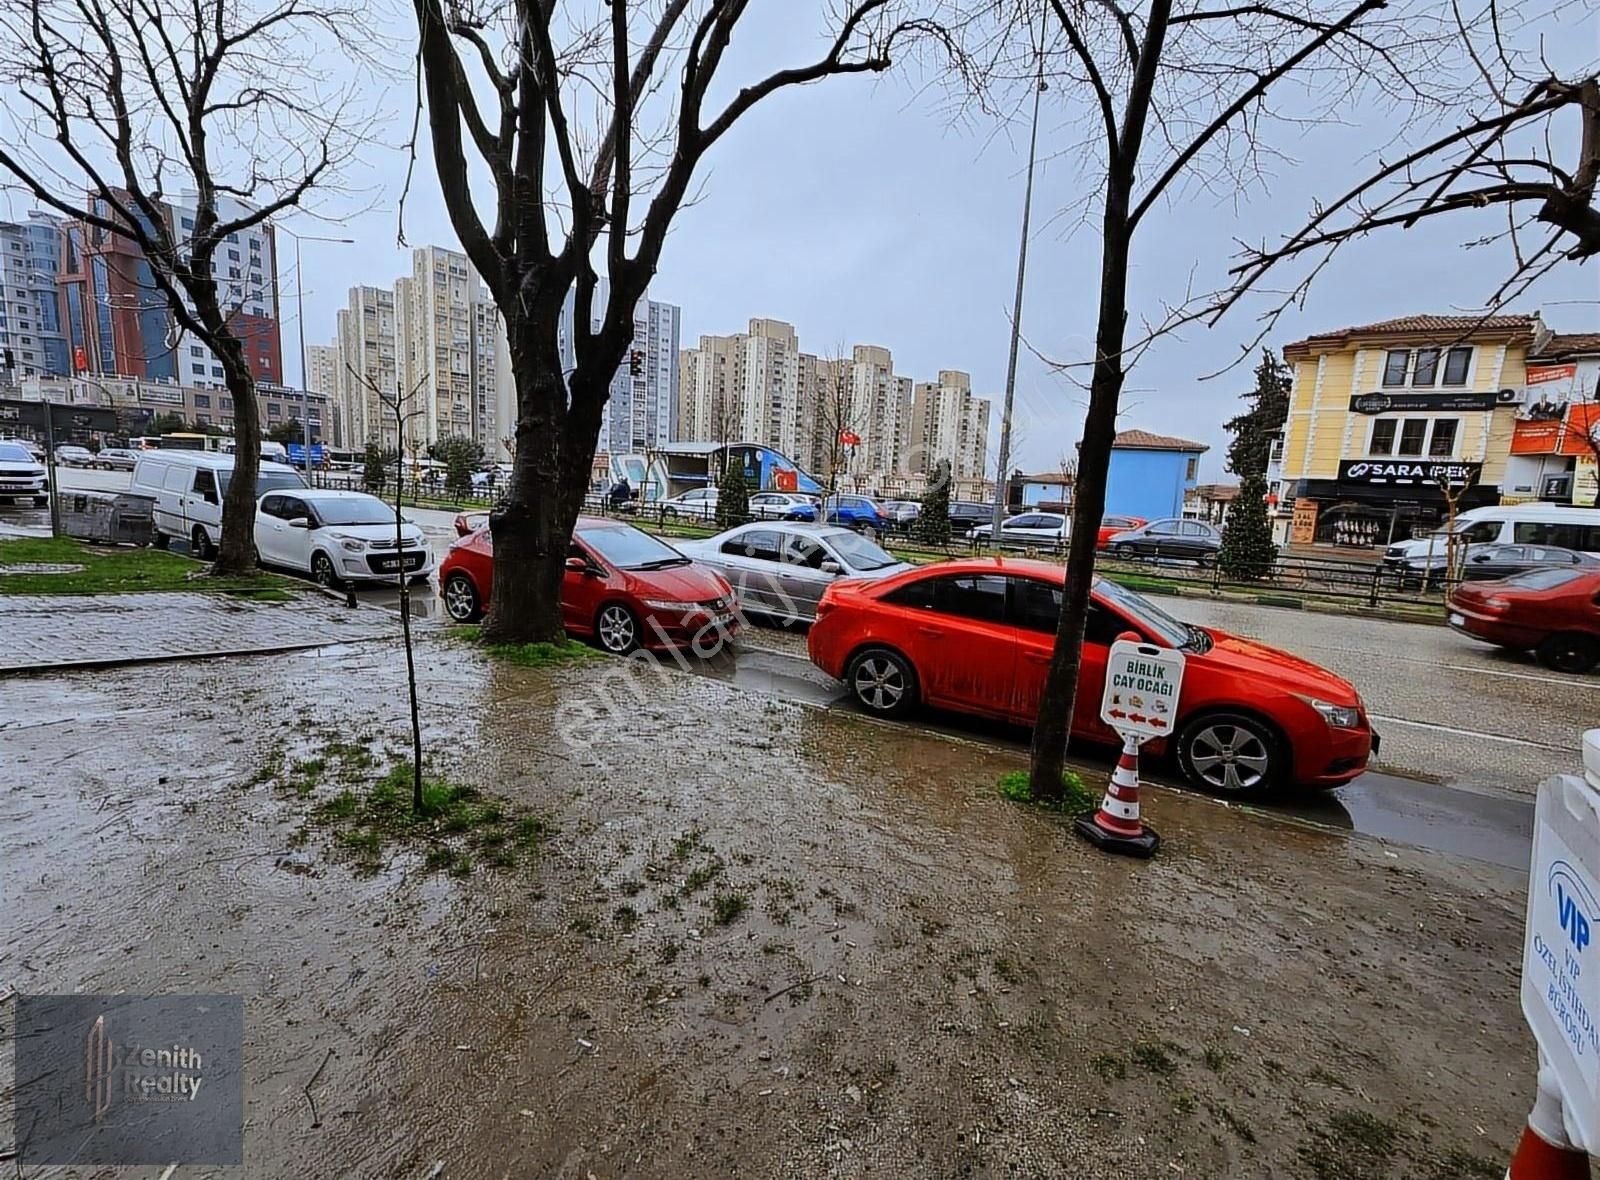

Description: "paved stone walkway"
0 591 398 674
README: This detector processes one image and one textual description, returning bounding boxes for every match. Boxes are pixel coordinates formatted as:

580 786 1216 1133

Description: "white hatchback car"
255 488 433 587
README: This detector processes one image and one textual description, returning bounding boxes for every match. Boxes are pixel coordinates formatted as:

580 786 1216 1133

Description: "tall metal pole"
990 39 1047 538
295 233 311 486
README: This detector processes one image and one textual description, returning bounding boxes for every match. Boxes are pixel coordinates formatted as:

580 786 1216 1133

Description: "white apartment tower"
847 344 913 476
555 277 681 454
304 343 340 444
909 369 992 480
333 286 398 450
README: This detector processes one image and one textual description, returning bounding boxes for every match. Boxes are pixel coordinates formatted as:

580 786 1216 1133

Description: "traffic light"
628 350 644 377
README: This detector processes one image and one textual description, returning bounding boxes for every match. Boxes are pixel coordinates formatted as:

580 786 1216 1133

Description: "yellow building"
1278 314 1538 545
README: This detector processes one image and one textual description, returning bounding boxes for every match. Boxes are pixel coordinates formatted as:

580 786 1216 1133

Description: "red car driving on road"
440 517 739 655
1447 567 1600 674
807 557 1373 794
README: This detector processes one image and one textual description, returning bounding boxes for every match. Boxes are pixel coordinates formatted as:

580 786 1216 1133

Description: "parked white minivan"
1383 503 1600 565
131 451 307 559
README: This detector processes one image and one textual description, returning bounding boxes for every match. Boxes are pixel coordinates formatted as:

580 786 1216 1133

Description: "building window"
1368 419 1397 455
1382 350 1409 386
211 365 223 378
193 394 210 409
1397 419 1428 456
192 363 207 376
181 216 194 230
221 398 233 411
190 345 203 357
227 248 240 261
1411 348 1440 386
195 414 210 426
1442 347 1471 386
1428 418 1459 456
267 403 281 417
1185 456 1198 480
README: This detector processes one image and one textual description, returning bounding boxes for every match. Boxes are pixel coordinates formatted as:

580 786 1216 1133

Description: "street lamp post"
280 227 352 485
990 37 1048 539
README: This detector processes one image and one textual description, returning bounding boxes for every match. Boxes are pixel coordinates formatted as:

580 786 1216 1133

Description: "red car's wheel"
846 647 918 718
1175 712 1284 796
595 603 640 654
1537 633 1599 675
443 572 482 622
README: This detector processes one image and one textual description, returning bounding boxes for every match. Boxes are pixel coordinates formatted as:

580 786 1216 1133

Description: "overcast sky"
70 2 1600 480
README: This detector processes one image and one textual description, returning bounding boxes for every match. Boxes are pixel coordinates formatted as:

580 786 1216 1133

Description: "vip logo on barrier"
1552 861 1597 953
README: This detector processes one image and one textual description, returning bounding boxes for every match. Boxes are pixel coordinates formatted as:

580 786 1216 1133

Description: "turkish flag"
73 346 89 372
839 429 861 446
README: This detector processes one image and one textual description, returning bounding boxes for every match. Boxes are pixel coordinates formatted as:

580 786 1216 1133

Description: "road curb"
0 632 396 678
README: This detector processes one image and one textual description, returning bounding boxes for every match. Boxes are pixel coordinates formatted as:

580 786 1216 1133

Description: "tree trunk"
214 344 260 575
483 315 580 644
1029 196 1133 800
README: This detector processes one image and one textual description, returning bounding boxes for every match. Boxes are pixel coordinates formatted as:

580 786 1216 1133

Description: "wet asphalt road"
13 470 1584 869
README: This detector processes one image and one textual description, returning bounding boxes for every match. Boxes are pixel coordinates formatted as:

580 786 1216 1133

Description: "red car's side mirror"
564 556 588 573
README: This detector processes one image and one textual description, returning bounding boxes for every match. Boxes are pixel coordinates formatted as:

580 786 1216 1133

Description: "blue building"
1103 429 1208 521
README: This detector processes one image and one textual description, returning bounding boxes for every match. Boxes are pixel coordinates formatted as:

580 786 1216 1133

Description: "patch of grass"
1090 1053 1126 1081
478 636 602 667
670 830 704 862
1130 1041 1181 1077
0 536 296 596
992 956 1023 985
657 939 681 965
1427 1148 1502 1180
314 790 359 822
1172 1093 1196 1116
1296 1109 1400 1180
710 890 747 926
681 858 724 895
1202 1046 1230 1073
1209 1103 1257 1145
1307 1066 1350 1092
613 905 640 932
997 769 1097 815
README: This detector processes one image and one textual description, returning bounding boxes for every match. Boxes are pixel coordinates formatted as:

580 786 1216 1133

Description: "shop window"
1411 349 1440 386
1368 420 1397 455
1382 350 1409 387
1397 420 1428 455
1428 419 1458 457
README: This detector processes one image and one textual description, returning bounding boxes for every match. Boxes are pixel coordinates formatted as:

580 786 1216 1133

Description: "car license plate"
1448 612 1464 627
713 612 735 627
375 557 400 571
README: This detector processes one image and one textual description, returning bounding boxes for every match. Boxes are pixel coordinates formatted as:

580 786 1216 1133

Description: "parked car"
132 450 306 559
255 489 432 588
1385 504 1600 565
1402 542 1598 586
676 522 914 624
880 500 921 530
54 444 96 467
1097 515 1147 549
1447 567 1600 674
808 557 1374 793
967 512 1069 546
439 517 738 655
1106 518 1222 563
657 487 719 521
0 440 49 506
947 501 999 533
747 491 818 521
93 447 140 471
822 493 890 532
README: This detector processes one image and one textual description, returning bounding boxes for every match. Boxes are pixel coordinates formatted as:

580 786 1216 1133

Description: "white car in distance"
255 488 434 588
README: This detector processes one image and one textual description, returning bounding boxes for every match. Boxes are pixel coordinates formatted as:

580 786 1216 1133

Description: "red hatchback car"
1447 567 1600 674
808 557 1373 794
1097 515 1147 549
440 517 739 655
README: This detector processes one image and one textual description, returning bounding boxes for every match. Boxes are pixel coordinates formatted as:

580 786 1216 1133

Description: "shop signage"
1511 418 1564 454
1348 390 1499 414
1527 363 1578 386
1290 499 1319 544
1338 459 1481 489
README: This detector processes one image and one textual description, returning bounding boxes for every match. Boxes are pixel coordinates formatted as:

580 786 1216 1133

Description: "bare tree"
1013 0 1452 799
0 0 366 573
1228 1 1599 312
811 351 863 501
410 0 969 641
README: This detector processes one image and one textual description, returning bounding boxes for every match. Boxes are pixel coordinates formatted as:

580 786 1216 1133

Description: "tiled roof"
1533 332 1600 358
1112 429 1209 453
1283 312 1540 359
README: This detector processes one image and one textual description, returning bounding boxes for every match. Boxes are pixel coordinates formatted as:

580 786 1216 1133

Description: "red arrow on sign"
1128 713 1147 725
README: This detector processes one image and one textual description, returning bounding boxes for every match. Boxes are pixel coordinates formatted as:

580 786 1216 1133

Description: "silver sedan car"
675 522 913 624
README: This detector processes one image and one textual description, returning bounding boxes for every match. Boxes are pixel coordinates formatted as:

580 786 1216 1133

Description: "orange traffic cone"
1075 734 1161 858
1506 1064 1590 1179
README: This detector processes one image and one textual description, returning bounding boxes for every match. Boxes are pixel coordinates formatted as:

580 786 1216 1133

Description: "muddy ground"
1 636 1540 1178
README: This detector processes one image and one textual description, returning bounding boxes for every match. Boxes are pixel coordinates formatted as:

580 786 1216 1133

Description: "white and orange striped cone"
1074 733 1161 858
1505 1064 1590 1179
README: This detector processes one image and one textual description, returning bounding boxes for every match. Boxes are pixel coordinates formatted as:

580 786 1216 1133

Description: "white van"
131 451 307 558
1383 504 1600 565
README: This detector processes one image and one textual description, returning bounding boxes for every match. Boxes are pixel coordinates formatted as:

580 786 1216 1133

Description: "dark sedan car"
948 501 1001 533
1106 517 1222 563
1405 542 1598 586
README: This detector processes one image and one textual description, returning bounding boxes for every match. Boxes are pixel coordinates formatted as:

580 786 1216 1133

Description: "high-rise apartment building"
304 343 341 444
677 333 740 444
334 286 399 450
52 193 282 387
675 318 815 462
0 212 70 380
847 344 913 476
909 369 992 481
551 277 681 454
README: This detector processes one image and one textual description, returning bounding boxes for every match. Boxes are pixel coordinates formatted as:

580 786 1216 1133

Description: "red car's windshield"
578 525 689 570
1094 577 1199 649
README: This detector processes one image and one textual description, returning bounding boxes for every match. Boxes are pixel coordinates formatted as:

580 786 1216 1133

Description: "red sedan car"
1097 515 1146 549
440 517 739 655
1448 567 1600 674
807 557 1373 794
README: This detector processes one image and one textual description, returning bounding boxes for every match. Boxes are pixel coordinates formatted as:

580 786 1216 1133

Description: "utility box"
58 490 155 546
111 493 155 546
